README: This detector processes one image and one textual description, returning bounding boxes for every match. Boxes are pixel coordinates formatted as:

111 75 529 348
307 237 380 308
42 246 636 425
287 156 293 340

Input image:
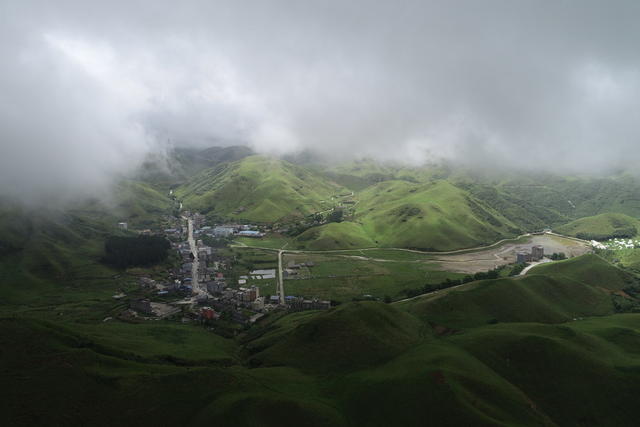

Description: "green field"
234 234 291 249
282 252 462 301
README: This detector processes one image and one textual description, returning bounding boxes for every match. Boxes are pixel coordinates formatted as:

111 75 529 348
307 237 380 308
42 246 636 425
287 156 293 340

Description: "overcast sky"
2 0 640 199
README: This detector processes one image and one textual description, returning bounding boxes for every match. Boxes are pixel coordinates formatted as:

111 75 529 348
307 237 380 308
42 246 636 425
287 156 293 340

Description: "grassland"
354 180 521 250
8 155 640 424
530 253 633 289
293 221 376 250
555 212 640 240
4 250 640 425
282 252 464 302
234 234 291 249
176 155 344 223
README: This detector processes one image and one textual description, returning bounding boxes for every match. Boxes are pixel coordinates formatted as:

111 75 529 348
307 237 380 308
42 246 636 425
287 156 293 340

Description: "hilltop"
175 155 344 223
168 148 640 252
354 180 520 250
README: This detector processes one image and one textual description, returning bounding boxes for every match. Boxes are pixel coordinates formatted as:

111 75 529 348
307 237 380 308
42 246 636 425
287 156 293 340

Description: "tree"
328 209 344 223
103 235 170 268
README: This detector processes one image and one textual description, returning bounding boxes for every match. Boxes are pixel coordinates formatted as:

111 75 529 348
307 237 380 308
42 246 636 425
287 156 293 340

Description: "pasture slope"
4 254 640 425
555 212 640 241
176 155 344 223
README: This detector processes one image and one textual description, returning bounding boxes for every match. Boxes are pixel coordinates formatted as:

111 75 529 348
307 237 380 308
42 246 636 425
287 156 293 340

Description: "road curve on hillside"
232 231 592 257
233 232 536 256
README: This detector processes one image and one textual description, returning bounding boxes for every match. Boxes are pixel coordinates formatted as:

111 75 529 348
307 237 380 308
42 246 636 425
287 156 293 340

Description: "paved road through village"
277 249 285 304
187 217 205 297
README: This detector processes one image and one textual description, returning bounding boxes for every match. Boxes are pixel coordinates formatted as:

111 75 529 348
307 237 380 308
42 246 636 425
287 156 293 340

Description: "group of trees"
103 235 170 268
402 267 503 299
508 263 527 276
576 227 637 241
327 209 344 223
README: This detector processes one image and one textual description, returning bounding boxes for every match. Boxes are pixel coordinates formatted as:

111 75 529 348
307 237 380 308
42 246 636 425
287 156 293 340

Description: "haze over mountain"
2 1 640 203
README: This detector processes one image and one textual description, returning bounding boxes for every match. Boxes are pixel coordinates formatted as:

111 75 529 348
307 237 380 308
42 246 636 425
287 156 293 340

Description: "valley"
4 3 640 425
3 148 640 426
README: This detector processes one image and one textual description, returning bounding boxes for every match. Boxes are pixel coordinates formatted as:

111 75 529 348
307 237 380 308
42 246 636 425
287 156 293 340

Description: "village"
115 212 331 334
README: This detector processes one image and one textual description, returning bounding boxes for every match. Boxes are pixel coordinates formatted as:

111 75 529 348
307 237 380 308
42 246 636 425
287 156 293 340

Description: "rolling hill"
8 148 640 425
354 180 521 250
555 212 639 240
292 179 522 251
175 155 344 223
293 222 376 250
4 223 640 425
164 149 640 252
0 180 175 306
402 254 635 328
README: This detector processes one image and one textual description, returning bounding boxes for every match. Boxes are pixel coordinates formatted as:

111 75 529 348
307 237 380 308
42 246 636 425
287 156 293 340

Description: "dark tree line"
103 235 170 268
402 267 504 299
576 227 637 241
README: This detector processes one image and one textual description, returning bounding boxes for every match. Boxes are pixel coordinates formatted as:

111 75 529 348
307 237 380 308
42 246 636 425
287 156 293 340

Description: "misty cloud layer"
2 0 640 199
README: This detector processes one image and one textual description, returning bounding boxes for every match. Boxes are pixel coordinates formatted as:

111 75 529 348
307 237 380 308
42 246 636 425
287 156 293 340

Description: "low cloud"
2 0 640 201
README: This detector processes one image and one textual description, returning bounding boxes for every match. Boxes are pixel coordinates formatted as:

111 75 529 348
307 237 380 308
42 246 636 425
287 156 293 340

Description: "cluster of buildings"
199 284 267 324
284 261 314 278
208 224 265 238
123 212 332 328
285 297 331 311
516 245 545 264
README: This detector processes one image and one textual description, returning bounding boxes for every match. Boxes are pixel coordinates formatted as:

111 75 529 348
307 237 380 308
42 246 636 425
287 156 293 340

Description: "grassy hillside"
176 155 343 223
474 173 640 228
0 180 175 307
5 250 640 425
328 161 640 233
293 222 376 250
136 145 255 187
402 254 633 328
246 302 424 373
555 212 639 240
111 180 175 228
448 318 640 426
402 274 615 328
354 180 520 250
531 253 634 289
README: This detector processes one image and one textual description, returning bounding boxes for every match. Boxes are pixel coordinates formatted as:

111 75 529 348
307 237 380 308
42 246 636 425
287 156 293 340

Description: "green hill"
5 247 640 425
531 253 634 289
176 155 343 223
111 180 175 228
447 318 640 426
246 302 424 373
354 180 520 250
402 274 615 328
555 212 639 240
328 161 640 232
0 180 175 306
402 254 633 328
293 222 376 250
136 145 255 186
